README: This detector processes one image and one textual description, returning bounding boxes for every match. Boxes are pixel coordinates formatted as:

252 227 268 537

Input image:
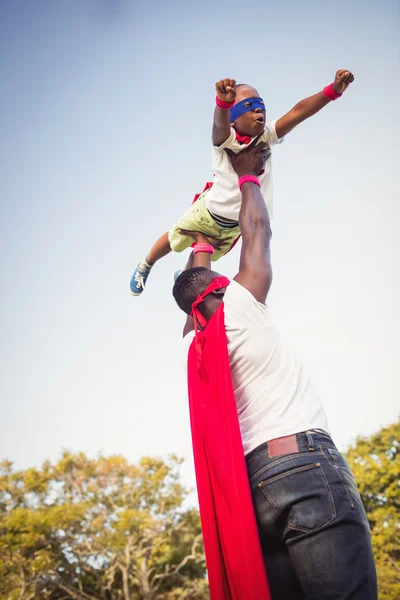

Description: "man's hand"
225 139 270 177
216 78 237 103
333 69 354 94
178 230 223 272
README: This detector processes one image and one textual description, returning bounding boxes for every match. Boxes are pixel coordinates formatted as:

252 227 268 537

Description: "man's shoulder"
224 280 269 320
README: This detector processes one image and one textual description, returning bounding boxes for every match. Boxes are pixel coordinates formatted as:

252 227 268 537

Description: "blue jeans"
246 430 377 599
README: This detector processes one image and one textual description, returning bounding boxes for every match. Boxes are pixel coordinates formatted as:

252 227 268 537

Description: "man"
172 142 377 599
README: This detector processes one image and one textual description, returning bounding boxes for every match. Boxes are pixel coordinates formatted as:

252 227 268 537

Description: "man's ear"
230 121 235 127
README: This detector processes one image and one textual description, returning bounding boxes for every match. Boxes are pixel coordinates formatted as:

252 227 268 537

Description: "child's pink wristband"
193 243 214 255
216 96 235 110
323 83 342 101
238 175 261 190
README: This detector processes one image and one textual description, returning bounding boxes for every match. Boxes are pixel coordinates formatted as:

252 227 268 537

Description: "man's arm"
179 242 213 337
225 142 272 303
275 69 354 139
234 180 272 304
213 78 236 147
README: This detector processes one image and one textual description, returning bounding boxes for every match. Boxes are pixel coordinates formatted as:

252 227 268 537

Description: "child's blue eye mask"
230 97 266 122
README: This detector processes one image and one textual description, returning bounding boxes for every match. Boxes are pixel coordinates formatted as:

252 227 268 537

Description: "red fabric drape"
187 283 271 600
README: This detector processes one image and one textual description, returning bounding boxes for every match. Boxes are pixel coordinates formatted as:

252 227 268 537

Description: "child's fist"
333 69 354 94
216 78 236 103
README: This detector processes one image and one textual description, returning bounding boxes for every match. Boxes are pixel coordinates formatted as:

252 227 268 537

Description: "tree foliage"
0 453 208 600
345 419 400 600
1 420 398 599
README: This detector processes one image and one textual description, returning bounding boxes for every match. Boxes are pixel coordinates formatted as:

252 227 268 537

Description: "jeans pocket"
258 462 336 533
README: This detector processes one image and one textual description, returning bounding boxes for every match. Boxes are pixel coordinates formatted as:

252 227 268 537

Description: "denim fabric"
246 430 377 599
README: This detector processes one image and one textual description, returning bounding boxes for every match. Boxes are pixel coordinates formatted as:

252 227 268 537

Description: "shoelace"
134 271 146 290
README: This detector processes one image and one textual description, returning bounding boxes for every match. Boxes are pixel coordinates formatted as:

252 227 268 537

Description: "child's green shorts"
168 190 240 262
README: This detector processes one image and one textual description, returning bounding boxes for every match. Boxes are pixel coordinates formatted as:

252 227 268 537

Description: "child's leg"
131 232 172 296
132 188 217 296
145 232 172 266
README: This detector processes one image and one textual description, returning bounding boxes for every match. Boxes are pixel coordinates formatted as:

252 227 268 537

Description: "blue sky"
0 0 399 489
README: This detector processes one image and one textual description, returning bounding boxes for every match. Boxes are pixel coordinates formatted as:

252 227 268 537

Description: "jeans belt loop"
306 430 315 451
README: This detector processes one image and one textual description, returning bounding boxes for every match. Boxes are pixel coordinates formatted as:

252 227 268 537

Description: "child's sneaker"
130 261 152 296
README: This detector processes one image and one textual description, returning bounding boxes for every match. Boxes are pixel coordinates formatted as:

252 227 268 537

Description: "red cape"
187 290 271 600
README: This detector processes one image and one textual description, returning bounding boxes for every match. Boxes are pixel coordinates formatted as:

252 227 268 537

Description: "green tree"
0 453 208 600
345 419 400 600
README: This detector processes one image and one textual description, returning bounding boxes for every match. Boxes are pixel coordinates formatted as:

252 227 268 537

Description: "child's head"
231 84 266 137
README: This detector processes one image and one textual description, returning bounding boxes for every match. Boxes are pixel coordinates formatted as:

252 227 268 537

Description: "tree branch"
152 533 204 591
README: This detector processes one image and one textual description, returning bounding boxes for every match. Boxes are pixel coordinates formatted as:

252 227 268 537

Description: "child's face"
231 85 266 137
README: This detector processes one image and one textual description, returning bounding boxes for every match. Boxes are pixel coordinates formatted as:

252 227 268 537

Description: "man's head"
172 267 227 321
231 84 266 137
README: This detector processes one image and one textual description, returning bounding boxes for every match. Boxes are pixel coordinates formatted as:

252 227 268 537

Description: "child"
130 70 354 296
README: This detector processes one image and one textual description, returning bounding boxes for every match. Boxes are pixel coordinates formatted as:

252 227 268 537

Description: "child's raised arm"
275 69 354 139
213 78 237 146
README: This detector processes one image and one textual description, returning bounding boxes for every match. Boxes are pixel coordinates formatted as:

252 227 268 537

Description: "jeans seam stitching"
249 451 325 482
258 462 320 486
327 450 357 509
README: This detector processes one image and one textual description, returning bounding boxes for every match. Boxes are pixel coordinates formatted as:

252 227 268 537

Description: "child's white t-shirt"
205 121 283 221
